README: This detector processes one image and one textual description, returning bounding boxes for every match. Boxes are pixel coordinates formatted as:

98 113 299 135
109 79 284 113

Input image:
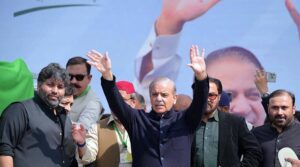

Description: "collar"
107 115 120 126
34 92 55 111
201 109 221 122
33 92 67 116
149 108 175 120
211 109 219 122
107 115 115 125
203 109 219 122
76 86 91 99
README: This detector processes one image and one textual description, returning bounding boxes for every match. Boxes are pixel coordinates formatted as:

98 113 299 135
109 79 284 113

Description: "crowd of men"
0 44 299 167
1 0 300 166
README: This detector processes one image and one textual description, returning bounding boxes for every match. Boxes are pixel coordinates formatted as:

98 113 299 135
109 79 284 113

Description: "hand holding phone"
266 72 276 83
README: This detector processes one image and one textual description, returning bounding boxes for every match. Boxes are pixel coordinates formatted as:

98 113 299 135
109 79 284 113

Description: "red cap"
116 81 135 94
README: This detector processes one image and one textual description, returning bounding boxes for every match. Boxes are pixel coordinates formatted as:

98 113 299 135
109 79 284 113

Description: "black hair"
209 77 223 94
66 56 91 74
64 84 75 96
269 89 295 106
37 63 69 87
206 46 264 70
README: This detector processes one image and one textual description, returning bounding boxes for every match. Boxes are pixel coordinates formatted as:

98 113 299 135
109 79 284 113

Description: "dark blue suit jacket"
101 76 209 167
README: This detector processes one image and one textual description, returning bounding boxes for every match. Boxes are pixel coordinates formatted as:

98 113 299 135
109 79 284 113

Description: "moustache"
275 115 286 119
72 83 81 89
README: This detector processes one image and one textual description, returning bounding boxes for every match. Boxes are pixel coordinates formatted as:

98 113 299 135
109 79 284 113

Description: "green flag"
0 59 34 115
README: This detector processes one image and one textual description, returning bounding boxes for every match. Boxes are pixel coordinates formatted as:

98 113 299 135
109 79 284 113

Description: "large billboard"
1 0 299 126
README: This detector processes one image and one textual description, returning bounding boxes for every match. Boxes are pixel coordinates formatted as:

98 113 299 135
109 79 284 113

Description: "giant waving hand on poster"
1 0 299 127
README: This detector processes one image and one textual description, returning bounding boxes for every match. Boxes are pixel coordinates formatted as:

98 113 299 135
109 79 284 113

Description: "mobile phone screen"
266 72 276 83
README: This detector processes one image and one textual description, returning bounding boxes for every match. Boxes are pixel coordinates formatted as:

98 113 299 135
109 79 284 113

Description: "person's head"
174 94 192 111
149 77 177 114
66 57 92 97
206 78 222 116
60 84 75 113
37 63 69 108
116 81 136 108
268 89 296 132
135 92 147 111
206 46 266 126
218 91 231 112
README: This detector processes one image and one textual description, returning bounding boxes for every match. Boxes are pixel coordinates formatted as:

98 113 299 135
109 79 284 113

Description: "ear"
87 74 92 82
173 94 177 105
36 83 41 91
293 105 296 115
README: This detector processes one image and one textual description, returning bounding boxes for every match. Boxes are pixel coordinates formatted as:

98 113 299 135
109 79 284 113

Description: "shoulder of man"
219 111 243 122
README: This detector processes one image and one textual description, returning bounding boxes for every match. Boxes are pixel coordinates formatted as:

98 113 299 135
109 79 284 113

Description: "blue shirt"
101 76 209 167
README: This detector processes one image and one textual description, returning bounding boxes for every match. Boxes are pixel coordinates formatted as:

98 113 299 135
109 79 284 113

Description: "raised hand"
188 45 207 80
86 50 113 81
156 0 220 35
285 0 300 38
254 70 269 95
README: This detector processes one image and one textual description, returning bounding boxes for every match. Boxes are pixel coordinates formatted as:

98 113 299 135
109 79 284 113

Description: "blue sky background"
1 0 299 112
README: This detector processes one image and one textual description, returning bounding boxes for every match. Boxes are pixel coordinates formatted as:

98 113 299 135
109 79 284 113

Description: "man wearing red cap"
72 80 137 167
86 45 209 167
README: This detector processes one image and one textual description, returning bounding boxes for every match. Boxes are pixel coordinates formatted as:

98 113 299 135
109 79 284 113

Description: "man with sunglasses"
66 57 104 130
191 78 262 167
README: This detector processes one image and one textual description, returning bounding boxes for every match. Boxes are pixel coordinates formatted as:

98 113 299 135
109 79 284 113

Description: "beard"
270 115 292 128
206 103 217 115
38 89 61 108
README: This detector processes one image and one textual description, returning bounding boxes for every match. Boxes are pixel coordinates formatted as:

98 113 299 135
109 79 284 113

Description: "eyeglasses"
208 93 219 100
69 74 87 81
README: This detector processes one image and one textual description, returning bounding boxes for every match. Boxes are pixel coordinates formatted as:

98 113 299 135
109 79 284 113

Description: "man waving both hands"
86 45 209 167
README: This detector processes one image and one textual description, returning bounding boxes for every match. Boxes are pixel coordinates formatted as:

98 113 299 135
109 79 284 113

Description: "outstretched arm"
137 0 220 81
254 70 269 118
285 0 300 38
87 50 135 130
156 0 220 35
135 0 219 111
186 45 209 129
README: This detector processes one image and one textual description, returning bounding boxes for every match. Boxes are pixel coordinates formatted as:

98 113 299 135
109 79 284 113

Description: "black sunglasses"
69 74 87 81
208 93 219 100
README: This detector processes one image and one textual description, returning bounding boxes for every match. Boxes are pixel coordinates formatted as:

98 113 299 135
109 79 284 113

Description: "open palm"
188 45 207 80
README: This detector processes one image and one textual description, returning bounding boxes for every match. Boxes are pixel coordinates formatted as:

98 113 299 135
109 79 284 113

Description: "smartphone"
266 72 276 83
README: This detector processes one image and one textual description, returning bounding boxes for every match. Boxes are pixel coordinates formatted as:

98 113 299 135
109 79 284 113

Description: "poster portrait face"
1 0 299 119
206 46 266 126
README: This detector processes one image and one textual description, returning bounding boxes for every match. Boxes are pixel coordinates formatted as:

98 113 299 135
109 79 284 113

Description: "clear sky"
1 0 299 112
